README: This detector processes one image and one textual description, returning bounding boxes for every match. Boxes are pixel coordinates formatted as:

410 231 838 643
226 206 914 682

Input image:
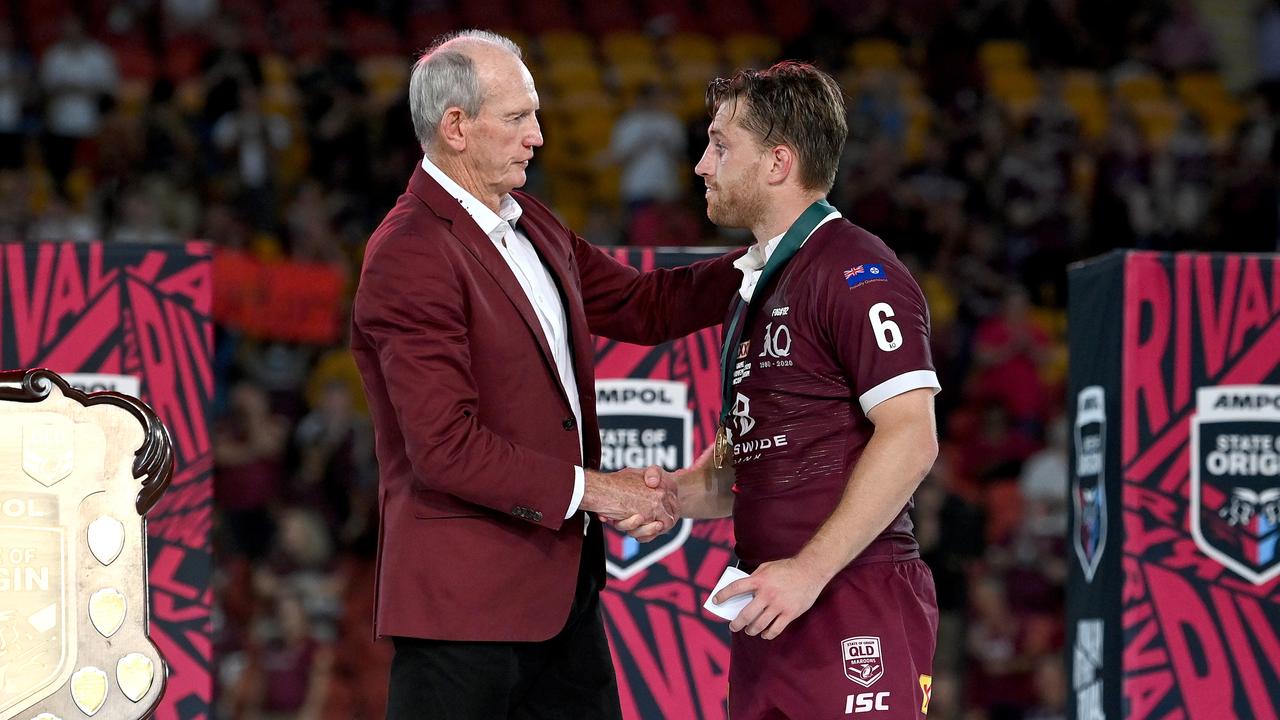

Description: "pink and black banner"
0 242 213 719
1067 251 1280 719
595 247 735 719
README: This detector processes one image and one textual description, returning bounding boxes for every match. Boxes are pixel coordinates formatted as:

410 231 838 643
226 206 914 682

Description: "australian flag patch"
844 263 886 288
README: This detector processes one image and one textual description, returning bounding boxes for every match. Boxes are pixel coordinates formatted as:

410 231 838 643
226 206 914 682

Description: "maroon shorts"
727 557 938 720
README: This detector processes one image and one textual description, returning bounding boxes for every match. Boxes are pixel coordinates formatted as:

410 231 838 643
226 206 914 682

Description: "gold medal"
714 424 730 469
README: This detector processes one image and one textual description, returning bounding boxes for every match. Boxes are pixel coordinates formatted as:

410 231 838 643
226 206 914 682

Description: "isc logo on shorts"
842 636 884 687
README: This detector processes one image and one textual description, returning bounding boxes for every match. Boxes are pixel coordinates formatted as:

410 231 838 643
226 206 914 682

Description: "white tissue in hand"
704 566 753 621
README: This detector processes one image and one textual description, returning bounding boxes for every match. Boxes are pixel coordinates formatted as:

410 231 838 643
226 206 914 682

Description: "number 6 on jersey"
869 302 902 351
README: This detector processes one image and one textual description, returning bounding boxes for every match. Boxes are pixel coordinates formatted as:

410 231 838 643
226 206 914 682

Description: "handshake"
580 466 679 543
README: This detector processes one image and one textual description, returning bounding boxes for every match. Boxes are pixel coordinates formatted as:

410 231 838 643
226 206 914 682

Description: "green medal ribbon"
718 199 835 430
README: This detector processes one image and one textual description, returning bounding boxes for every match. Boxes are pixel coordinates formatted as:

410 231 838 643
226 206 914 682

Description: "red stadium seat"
759 0 812 43
459 0 519 34
344 12 403 58
22 0 73 57
704 0 760 37
642 0 702 33
109 34 156 81
407 10 460 48
583 0 642 34
162 34 208 82
519 0 578 33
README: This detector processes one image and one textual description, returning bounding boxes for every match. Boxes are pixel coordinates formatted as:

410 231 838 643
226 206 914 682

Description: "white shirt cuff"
566 466 585 519
858 370 941 414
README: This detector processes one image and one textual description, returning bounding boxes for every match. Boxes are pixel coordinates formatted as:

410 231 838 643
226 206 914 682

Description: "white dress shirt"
422 156 586 518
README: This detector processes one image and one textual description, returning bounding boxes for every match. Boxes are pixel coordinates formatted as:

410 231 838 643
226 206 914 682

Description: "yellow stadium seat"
1063 70 1107 139
557 88 617 117
1113 72 1166 105
1174 71 1243 131
262 82 300 115
117 79 151 116
261 54 293 85
988 68 1040 120
675 84 709 121
359 56 409 109
568 113 617 149
611 61 665 97
553 200 588 233
544 61 604 92
602 32 655 65
1131 99 1180 149
668 32 718 64
978 40 1029 72
672 59 717 88
590 167 621 205
851 39 903 70
724 33 779 68
540 31 594 61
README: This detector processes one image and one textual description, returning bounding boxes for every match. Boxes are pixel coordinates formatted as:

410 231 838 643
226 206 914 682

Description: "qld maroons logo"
842 636 884 687
1190 385 1280 585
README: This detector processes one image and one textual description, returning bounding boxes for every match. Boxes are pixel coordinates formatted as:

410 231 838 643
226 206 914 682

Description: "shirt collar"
732 231 785 275
731 210 843 277
421 155 523 240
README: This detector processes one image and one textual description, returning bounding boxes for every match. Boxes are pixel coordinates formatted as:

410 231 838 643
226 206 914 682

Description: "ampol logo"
1190 385 1280 585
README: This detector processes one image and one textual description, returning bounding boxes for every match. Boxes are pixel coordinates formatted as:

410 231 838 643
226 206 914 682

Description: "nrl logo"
0 369 172 720
842 636 884 687
1190 385 1280 585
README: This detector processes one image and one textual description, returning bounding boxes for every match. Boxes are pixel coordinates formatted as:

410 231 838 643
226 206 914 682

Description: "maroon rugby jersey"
726 215 940 568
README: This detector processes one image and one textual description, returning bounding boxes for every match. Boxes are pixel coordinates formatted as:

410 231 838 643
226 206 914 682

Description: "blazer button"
563 417 576 431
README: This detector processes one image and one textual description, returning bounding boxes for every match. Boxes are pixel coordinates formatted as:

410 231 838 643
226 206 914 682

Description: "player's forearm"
677 445 735 518
795 419 937 585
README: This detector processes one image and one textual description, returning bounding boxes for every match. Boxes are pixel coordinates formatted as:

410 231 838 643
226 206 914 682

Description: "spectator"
38 17 119 195
971 286 1053 440
605 83 688 241
0 25 31 170
213 381 289 560
1019 415 1068 541
211 84 291 228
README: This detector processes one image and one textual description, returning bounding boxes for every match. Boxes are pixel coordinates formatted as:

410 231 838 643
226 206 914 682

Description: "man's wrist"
794 545 843 587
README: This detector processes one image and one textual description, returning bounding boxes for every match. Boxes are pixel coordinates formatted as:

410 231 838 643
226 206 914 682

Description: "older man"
350 30 741 718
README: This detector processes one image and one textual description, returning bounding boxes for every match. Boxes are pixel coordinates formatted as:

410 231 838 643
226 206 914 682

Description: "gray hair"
409 30 523 150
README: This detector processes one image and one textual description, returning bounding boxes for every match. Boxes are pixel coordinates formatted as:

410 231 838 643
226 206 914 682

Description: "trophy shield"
0 369 173 720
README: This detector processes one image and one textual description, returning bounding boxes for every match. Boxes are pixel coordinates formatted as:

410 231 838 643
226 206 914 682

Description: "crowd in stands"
2 0 1277 718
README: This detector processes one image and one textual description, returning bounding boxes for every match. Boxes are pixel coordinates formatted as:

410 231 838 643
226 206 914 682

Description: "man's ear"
766 144 795 186
439 107 468 152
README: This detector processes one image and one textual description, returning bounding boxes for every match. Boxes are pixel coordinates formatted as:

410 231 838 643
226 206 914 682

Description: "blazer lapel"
408 166 569 405
517 207 601 464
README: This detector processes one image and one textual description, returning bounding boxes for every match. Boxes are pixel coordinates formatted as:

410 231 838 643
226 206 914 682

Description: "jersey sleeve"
818 242 940 414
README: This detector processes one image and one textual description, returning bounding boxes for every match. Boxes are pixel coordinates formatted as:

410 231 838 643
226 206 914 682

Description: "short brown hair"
706 61 848 192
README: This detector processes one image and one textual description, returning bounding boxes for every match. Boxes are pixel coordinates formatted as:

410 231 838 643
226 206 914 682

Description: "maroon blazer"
351 165 743 641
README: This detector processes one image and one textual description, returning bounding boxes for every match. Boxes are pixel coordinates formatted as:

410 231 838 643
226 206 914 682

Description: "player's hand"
714 557 826 640
608 466 677 541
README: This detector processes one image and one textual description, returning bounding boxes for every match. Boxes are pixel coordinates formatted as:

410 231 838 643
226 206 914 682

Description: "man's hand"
713 557 828 640
582 465 678 536
610 465 679 540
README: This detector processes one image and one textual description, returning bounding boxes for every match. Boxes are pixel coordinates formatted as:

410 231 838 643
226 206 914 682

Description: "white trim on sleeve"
858 370 941 414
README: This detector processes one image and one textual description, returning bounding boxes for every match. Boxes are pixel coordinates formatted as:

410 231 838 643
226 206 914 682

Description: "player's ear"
766 144 794 186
